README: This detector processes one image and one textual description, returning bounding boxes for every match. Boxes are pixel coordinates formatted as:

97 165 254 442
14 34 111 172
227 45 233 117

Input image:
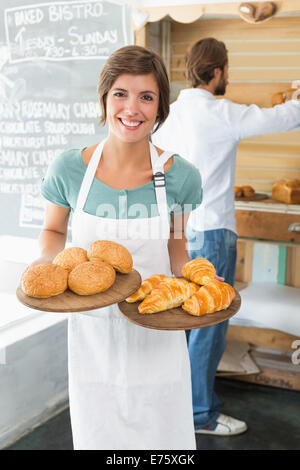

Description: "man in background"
153 37 300 436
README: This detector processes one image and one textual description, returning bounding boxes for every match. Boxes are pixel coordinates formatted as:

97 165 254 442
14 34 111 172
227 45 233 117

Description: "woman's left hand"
215 274 224 282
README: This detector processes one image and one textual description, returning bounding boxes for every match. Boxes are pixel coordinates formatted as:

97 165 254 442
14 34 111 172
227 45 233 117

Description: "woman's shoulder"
56 148 82 165
47 148 83 175
170 154 201 181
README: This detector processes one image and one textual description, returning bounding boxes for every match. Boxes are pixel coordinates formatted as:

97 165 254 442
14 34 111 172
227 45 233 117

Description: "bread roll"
87 240 133 273
53 247 88 273
272 179 300 204
21 264 68 298
242 185 255 198
68 261 116 295
234 186 243 198
234 185 255 198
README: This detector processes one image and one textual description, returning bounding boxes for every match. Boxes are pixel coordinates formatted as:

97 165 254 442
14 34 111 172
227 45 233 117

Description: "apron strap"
150 144 173 222
76 139 107 211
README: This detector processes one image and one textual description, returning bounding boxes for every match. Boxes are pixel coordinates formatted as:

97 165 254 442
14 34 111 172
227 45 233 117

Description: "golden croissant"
182 258 216 285
182 279 235 316
126 274 169 302
138 277 199 314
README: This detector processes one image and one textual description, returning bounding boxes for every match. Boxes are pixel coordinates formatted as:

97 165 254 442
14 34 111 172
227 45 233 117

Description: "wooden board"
118 289 241 331
235 193 269 202
16 269 141 313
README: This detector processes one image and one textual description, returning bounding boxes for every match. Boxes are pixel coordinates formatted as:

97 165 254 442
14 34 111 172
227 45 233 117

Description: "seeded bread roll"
68 260 116 295
53 247 88 273
21 264 68 298
87 240 133 273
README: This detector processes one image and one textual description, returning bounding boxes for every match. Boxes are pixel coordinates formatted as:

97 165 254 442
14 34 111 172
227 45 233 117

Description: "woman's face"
106 73 159 143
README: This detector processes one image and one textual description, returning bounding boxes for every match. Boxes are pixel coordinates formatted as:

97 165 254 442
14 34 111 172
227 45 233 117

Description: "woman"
35 46 202 450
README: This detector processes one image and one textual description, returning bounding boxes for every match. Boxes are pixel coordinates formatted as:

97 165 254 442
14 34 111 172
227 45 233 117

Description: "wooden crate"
225 325 300 391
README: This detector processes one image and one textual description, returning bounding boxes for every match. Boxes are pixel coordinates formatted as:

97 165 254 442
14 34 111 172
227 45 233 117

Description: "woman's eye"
114 92 126 98
141 94 153 102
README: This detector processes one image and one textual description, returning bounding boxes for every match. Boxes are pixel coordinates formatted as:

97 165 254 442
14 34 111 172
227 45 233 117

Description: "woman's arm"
30 201 70 266
168 213 190 277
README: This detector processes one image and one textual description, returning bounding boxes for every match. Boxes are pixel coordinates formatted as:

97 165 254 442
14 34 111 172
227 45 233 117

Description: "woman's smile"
117 117 144 130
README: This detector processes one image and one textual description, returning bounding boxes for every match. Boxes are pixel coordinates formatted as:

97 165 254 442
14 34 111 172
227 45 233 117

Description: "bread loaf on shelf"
272 179 300 204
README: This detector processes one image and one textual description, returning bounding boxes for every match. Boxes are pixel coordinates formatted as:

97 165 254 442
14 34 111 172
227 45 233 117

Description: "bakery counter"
235 197 300 243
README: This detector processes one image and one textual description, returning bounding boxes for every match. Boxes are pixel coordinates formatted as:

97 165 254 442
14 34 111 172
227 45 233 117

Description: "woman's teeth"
120 118 141 127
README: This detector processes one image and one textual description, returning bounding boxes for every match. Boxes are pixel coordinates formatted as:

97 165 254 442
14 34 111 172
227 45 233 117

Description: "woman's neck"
102 133 152 172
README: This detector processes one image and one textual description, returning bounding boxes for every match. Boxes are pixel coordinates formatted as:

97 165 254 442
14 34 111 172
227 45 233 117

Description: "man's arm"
225 98 300 141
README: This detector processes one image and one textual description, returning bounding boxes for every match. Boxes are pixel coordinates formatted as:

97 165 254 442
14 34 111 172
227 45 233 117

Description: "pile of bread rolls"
126 258 235 317
234 185 255 199
21 241 133 298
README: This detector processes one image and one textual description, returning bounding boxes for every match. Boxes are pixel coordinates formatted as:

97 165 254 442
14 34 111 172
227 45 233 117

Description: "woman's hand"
23 256 54 277
215 274 224 282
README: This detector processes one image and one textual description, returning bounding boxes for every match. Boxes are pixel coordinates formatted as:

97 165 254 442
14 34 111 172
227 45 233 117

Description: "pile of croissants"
125 258 235 317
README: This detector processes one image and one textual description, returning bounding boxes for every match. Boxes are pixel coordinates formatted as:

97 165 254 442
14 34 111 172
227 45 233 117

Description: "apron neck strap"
76 139 107 211
150 143 173 221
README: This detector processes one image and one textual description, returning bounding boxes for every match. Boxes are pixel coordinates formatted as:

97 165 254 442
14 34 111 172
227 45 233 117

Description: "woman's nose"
124 97 139 115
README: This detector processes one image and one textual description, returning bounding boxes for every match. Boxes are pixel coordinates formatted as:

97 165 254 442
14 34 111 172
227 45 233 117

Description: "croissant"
182 279 235 317
126 274 169 302
182 258 216 285
138 277 199 314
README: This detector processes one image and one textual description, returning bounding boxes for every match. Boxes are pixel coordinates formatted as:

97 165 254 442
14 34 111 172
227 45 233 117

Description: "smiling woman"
34 45 202 451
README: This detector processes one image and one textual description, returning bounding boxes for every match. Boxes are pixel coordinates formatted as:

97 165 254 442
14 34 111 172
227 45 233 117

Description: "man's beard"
215 72 227 96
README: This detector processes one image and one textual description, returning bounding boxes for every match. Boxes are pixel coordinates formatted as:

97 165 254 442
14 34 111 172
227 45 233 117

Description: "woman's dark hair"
98 45 170 132
186 37 228 87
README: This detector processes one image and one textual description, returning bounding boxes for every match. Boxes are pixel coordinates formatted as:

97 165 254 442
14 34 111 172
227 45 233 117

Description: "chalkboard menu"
0 0 132 238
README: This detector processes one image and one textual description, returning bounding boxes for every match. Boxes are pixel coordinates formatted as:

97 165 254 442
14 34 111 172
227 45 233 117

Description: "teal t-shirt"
41 148 202 219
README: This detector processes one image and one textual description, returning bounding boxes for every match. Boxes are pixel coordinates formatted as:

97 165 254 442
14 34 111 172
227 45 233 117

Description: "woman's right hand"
23 256 54 276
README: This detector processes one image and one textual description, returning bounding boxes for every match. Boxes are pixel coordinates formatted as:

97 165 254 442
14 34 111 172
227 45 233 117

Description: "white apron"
68 139 196 450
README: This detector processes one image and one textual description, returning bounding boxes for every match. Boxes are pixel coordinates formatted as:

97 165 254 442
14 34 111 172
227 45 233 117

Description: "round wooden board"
16 269 141 313
235 193 269 202
118 289 241 331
